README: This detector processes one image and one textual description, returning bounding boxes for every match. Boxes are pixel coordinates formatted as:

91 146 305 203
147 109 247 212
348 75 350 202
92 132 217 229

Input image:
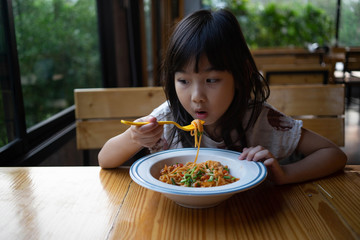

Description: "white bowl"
130 148 267 208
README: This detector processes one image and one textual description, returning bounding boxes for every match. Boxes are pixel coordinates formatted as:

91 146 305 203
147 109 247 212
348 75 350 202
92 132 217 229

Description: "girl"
98 9 347 185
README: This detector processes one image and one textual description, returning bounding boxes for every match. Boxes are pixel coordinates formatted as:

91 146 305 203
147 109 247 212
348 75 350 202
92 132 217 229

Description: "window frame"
1 0 28 165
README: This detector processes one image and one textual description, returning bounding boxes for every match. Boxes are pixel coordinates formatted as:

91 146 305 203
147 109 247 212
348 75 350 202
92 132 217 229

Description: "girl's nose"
191 85 206 103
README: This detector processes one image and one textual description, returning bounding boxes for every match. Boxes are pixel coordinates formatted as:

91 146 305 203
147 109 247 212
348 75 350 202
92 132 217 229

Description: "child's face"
174 56 235 130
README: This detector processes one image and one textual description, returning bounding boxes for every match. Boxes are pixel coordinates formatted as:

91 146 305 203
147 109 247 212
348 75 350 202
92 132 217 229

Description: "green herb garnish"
208 176 214 182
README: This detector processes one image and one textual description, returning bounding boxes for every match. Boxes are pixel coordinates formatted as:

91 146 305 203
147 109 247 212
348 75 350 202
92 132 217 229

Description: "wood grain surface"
1 166 359 240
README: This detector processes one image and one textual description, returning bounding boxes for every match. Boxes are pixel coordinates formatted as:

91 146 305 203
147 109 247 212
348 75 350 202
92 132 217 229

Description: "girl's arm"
282 128 347 184
98 116 163 168
239 128 347 185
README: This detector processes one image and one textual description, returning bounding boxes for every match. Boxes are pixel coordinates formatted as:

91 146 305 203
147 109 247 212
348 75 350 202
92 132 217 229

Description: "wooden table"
261 64 331 85
1 165 359 239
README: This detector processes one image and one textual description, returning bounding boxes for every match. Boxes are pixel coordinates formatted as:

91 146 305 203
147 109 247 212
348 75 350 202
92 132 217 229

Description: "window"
339 0 360 46
13 0 101 128
0 0 101 164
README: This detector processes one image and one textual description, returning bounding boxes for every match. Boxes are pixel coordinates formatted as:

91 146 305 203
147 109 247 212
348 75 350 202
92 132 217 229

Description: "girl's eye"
177 79 189 84
206 79 218 83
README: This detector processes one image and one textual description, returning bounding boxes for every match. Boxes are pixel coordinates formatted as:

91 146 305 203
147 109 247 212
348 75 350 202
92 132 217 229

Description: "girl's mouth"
195 111 208 119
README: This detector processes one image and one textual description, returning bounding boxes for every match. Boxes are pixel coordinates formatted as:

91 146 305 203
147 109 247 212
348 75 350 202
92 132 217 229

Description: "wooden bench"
74 84 345 153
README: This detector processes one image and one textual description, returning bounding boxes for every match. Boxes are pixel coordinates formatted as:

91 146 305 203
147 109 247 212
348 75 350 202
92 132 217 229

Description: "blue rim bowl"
130 148 267 208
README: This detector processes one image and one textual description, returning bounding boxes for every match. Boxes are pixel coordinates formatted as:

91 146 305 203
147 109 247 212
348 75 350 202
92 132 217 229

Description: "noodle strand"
190 119 204 164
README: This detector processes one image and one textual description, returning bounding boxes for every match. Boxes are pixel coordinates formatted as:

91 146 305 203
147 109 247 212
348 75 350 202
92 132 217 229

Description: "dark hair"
161 9 269 151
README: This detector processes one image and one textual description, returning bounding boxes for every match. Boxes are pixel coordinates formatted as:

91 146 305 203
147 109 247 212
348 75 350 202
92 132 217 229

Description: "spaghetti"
159 160 239 187
190 119 204 163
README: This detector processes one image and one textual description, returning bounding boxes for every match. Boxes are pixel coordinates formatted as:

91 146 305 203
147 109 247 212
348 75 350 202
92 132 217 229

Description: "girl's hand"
129 116 163 148
239 146 287 185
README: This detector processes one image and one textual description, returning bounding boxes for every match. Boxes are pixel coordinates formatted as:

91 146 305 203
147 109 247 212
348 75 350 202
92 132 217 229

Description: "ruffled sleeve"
246 103 303 159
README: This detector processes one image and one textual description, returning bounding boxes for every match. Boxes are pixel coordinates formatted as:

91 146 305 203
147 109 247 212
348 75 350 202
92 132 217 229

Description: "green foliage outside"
256 3 332 47
203 0 339 48
339 0 360 46
13 0 101 128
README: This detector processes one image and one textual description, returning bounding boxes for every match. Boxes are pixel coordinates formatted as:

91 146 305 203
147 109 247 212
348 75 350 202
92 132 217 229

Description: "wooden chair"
74 84 345 163
267 84 345 146
74 87 166 165
74 87 166 150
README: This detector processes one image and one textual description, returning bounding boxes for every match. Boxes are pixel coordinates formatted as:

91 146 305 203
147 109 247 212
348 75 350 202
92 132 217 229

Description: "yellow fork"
120 120 204 131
